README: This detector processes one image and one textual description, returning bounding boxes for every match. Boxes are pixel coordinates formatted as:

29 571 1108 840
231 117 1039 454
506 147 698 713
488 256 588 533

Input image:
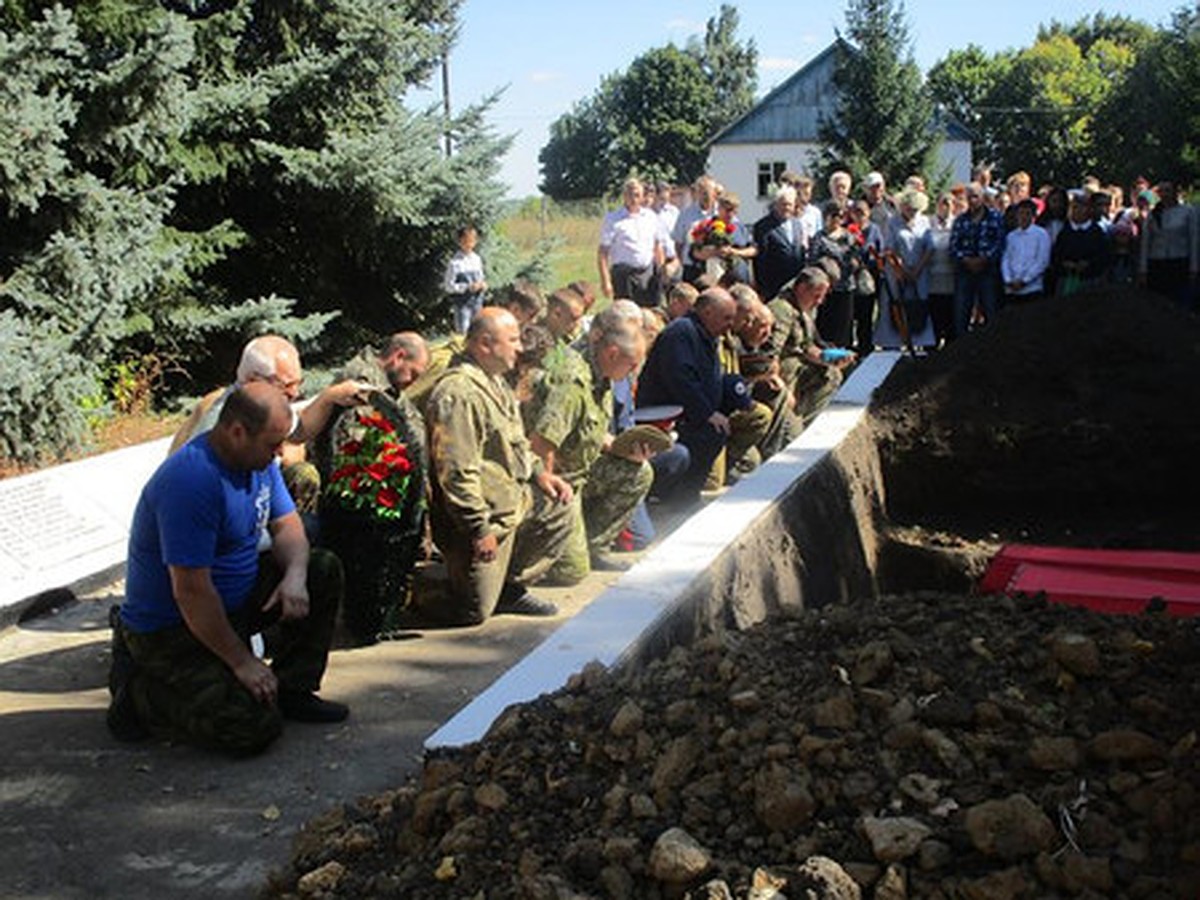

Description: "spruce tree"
1 0 515 462
817 0 937 189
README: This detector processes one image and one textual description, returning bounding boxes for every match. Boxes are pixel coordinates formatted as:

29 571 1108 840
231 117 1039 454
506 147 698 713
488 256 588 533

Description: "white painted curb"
425 351 901 748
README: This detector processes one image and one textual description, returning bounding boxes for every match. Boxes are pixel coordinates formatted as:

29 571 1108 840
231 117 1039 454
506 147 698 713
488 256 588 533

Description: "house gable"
709 41 844 146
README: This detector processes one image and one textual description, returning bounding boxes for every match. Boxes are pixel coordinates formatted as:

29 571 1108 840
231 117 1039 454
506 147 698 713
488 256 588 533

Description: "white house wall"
708 141 974 222
707 144 822 221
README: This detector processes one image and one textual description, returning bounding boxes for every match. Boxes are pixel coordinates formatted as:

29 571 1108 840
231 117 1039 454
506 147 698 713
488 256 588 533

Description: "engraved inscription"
0 477 116 576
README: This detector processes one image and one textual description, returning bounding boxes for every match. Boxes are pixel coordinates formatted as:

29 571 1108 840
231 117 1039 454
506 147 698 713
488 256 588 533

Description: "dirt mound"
870 288 1200 546
262 286 1200 899
265 592 1200 898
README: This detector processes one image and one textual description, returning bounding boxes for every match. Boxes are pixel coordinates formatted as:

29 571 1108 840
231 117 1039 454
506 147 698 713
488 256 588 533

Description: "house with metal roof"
707 40 973 219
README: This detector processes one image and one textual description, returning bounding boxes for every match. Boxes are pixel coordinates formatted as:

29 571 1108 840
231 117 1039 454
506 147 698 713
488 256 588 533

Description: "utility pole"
441 52 452 158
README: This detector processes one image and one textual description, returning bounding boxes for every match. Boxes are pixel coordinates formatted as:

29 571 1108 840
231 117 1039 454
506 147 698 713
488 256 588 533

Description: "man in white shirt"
1001 199 1052 302
598 177 669 306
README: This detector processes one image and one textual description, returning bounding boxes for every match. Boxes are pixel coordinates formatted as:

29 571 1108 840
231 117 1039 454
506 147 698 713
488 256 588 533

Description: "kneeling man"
425 308 575 625
108 383 346 756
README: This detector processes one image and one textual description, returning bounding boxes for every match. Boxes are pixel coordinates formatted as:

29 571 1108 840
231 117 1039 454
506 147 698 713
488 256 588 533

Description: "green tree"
0 0 517 462
817 1 937 189
1037 11 1154 56
984 32 1135 184
607 45 716 187
539 5 754 199
689 3 758 135
538 88 620 201
1093 5 1200 186
927 12 1160 186
927 45 1012 166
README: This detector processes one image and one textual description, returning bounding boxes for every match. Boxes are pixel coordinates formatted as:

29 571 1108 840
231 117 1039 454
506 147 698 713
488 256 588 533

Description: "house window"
757 161 787 198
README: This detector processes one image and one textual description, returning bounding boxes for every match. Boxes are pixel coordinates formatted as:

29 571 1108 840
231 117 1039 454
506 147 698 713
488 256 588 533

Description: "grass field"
498 199 603 290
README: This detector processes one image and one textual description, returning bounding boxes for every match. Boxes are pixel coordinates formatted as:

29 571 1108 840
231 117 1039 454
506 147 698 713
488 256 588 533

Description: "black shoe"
590 552 634 573
278 691 349 724
106 686 149 742
494 591 558 617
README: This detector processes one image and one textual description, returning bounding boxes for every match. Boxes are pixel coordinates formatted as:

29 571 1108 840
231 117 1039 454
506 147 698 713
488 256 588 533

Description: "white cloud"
664 16 704 33
529 70 560 84
759 57 801 72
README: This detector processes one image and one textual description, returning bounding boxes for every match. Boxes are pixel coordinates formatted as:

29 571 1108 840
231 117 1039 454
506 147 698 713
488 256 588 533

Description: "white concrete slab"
0 438 169 614
833 350 901 407
425 354 899 749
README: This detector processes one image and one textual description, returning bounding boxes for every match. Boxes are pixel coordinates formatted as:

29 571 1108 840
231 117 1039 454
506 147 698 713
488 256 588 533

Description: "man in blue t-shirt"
108 383 348 755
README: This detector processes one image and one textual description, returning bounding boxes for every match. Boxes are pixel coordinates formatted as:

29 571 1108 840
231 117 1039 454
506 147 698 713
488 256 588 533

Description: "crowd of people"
608 169 1198 353
105 165 1197 757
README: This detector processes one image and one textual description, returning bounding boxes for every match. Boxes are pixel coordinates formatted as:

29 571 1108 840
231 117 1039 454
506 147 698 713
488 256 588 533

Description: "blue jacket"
637 312 721 428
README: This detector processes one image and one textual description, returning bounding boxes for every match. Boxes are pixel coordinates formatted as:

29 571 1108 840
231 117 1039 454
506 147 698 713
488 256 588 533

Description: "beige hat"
899 188 929 214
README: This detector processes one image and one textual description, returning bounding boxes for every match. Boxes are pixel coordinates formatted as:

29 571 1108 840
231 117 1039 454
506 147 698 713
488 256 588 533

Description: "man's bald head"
694 287 736 339
219 381 290 434
381 331 429 390
467 307 522 374
213 382 293 471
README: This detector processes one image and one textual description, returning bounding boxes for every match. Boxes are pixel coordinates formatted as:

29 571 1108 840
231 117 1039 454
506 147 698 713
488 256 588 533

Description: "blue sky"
407 1 1185 198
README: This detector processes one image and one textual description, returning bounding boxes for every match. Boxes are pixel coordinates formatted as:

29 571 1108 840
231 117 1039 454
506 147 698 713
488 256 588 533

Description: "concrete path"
0 562 635 900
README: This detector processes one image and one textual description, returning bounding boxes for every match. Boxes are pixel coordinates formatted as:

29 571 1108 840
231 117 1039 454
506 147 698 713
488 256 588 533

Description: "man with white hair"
169 335 373 515
527 306 657 583
172 335 371 453
862 170 897 242
673 175 721 283
753 184 806 300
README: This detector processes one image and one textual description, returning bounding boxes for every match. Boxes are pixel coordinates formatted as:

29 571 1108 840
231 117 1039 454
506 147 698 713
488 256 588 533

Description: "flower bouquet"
326 412 414 521
314 392 425 644
690 216 737 279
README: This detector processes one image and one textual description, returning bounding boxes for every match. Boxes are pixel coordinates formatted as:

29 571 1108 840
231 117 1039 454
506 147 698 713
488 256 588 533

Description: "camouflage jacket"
426 357 538 539
766 297 823 362
527 345 611 488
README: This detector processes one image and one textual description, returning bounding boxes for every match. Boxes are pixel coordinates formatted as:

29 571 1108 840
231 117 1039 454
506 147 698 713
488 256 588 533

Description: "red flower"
330 463 362 482
376 486 400 509
389 457 413 476
380 442 408 464
357 413 395 434
339 439 363 456
365 461 389 481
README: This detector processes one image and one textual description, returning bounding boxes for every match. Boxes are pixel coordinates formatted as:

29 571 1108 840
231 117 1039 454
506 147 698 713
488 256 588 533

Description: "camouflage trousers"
706 401 772 490
430 483 574 625
283 461 320 515
547 455 653 585
118 549 343 757
752 381 803 461
781 359 844 430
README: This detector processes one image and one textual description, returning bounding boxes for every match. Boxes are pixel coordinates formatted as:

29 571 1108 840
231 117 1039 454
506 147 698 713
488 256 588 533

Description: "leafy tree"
1093 5 1200 186
979 32 1135 185
539 4 754 199
607 45 716 188
927 12 1169 186
689 3 758 135
1037 12 1155 56
927 45 1012 166
817 1 937 190
538 89 620 201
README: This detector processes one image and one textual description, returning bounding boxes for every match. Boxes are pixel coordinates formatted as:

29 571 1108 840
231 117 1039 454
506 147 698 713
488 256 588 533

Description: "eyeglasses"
266 373 303 393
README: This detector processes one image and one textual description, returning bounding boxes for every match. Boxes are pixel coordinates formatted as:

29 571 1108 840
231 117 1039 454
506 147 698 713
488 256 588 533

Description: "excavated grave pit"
267 287 1200 899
